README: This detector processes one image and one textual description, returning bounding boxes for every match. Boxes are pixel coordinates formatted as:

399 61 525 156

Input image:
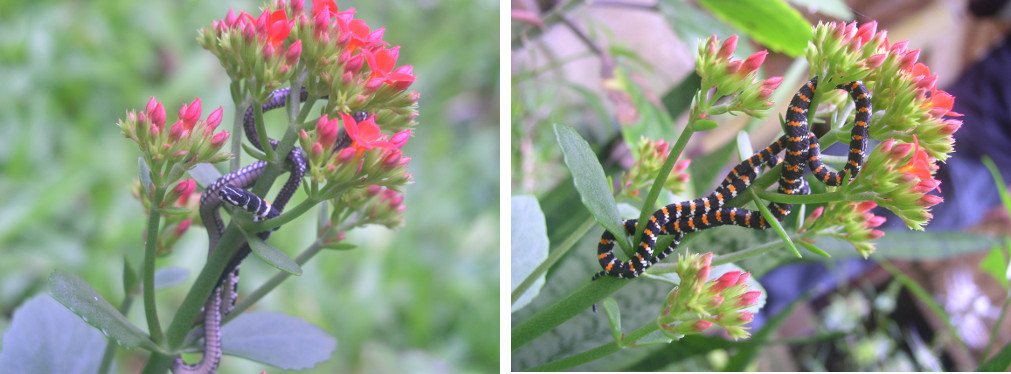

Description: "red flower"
312 0 340 17
340 113 396 156
898 136 937 189
923 90 963 118
264 9 292 48
340 18 388 53
363 47 416 90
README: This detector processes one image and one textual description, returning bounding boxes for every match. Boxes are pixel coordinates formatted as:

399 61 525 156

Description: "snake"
171 87 365 373
593 77 871 280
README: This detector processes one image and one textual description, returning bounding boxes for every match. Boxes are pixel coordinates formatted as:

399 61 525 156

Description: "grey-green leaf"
222 311 336 370
554 123 627 250
47 270 160 352
139 157 153 195
0 294 110 373
243 230 303 275
511 195 549 312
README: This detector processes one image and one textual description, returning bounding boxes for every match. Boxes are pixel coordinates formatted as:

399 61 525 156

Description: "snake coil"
594 78 871 280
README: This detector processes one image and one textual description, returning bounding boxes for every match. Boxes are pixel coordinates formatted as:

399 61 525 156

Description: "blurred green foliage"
0 0 499 373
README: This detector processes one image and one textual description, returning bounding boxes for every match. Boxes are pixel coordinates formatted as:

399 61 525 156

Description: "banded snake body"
172 87 361 373
594 77 871 280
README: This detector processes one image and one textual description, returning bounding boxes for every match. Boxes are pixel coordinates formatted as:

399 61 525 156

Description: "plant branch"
142 187 166 345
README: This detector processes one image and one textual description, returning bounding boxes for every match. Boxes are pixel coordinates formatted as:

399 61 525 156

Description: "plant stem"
633 120 696 256
248 197 320 232
712 239 789 266
512 217 596 304
98 294 134 374
143 187 166 345
523 318 660 371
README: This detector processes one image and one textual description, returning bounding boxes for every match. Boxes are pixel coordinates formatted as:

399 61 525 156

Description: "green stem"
143 187 166 345
98 294 134 374
632 120 697 255
511 217 596 304
523 318 660 371
754 189 875 204
712 239 790 266
252 95 276 162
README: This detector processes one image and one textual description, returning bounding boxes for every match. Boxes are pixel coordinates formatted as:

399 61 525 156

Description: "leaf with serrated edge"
48 270 161 352
222 311 336 370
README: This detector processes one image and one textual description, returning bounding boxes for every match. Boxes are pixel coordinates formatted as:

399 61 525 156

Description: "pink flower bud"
389 194 404 208
150 122 160 137
725 60 742 75
890 40 909 52
242 23 256 41
225 9 238 27
711 271 742 294
868 230 885 240
366 185 383 196
913 178 941 193
737 291 761 307
762 76 783 90
398 156 411 168
311 142 324 158
941 119 962 135
706 35 719 56
693 320 713 332
717 35 737 60
738 312 754 323
291 0 303 15
758 88 775 100
865 53 886 69
382 150 402 170
673 158 691 172
174 179 197 204
206 107 223 132
807 206 824 221
146 97 158 118
709 295 724 308
169 121 185 141
175 219 192 237
341 72 354 86
740 50 767 76
210 130 230 148
299 129 310 143
313 10 330 33
263 43 275 59
920 194 943 207
916 74 937 92
889 143 913 159
390 130 411 148
899 49 920 70
856 21 877 44
856 201 877 212
735 272 750 286
336 147 355 164
865 215 886 228
365 77 385 91
286 39 302 64
172 150 190 159
345 54 365 74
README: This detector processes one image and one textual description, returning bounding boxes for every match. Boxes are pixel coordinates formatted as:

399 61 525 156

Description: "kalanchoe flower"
694 34 781 118
619 137 690 200
658 252 762 341
117 97 232 186
330 184 406 229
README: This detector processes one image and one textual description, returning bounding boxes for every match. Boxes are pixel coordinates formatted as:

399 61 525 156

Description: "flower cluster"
619 137 691 200
657 252 761 340
118 97 231 186
806 21 888 84
849 138 943 230
299 113 411 190
801 201 886 257
695 35 783 118
331 184 406 229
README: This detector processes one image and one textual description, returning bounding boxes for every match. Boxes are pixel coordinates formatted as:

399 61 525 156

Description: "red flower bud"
868 230 885 240
889 143 913 159
890 40 909 52
174 179 197 205
175 219 192 237
865 53 886 69
855 21 877 44
225 9 238 27
706 35 719 56
865 215 886 228
286 39 302 64
711 271 742 294
899 49 920 70
762 76 783 90
920 194 943 208
693 320 713 332
717 35 738 60
206 107 223 132
807 206 824 221
737 291 761 307
169 121 186 141
856 201 877 213
366 185 383 196
210 130 230 148
725 60 742 75
390 130 411 148
311 142 324 158
916 74 938 92
740 51 767 75
941 119 962 135
336 147 355 164
382 150 402 170
735 272 750 286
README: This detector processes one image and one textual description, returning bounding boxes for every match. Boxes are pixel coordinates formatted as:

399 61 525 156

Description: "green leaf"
322 242 357 251
241 142 270 161
222 311 336 370
138 157 153 195
188 163 222 188
154 266 189 290
241 229 303 276
980 339 1011 371
554 123 628 251
749 189 801 258
47 270 161 352
0 294 109 373
693 119 719 131
696 0 812 57
122 255 139 295
511 195 549 312
785 0 854 19
980 244 1010 290
658 0 734 46
797 240 831 258
603 298 622 343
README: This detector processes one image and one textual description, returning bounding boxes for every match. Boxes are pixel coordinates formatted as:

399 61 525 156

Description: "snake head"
217 185 281 220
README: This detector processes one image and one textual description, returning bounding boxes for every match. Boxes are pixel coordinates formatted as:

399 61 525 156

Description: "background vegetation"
0 0 499 372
